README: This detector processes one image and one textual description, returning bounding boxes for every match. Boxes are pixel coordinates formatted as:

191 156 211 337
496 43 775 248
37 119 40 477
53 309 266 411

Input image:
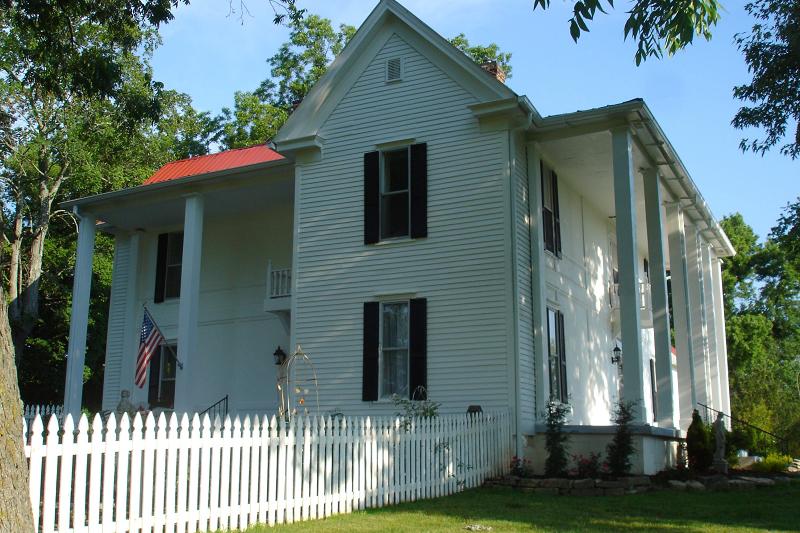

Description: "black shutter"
557 311 567 403
364 151 380 244
154 233 168 303
409 143 427 239
409 298 427 400
362 302 379 401
552 171 562 256
148 348 162 406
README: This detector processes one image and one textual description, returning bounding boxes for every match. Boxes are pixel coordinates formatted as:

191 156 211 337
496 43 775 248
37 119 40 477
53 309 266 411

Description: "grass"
238 482 800 532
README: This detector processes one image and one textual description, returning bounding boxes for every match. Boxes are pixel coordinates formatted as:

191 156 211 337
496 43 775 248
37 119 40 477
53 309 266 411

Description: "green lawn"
238 482 799 532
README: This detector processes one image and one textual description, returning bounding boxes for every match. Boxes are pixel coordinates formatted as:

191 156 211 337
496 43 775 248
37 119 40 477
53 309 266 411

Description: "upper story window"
541 162 562 257
547 307 568 404
154 232 183 303
364 143 427 244
381 149 410 239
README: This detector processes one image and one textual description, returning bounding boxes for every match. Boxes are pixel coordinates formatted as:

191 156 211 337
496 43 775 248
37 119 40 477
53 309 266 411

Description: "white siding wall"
293 33 512 415
101 236 131 410
513 134 535 432
106 206 293 415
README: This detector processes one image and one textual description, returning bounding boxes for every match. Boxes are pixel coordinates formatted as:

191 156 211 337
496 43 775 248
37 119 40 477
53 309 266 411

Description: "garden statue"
115 389 137 418
713 412 728 474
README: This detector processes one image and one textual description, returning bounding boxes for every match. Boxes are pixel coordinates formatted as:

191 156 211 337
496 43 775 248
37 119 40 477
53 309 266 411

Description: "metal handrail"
200 395 229 421
697 402 789 453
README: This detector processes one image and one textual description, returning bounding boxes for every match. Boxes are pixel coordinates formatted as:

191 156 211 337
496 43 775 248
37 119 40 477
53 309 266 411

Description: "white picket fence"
24 404 63 424
23 411 512 533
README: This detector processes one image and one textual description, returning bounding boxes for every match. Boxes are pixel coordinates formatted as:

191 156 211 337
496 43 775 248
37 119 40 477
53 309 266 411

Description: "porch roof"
530 99 736 258
144 144 284 185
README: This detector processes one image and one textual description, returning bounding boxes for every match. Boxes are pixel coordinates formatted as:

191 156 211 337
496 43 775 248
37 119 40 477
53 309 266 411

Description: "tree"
531 0 721 65
449 33 513 77
732 0 800 159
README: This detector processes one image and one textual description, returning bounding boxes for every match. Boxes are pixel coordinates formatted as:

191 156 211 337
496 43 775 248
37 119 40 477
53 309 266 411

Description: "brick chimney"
480 60 506 84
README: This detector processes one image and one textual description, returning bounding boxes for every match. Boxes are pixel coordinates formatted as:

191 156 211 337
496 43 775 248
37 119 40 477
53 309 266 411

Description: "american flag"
135 309 165 388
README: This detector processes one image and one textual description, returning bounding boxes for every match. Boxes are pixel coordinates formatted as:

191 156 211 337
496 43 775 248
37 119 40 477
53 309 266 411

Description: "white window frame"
379 147 411 241
378 299 410 400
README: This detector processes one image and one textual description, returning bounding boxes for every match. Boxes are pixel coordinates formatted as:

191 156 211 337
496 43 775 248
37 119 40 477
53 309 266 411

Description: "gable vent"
386 57 402 82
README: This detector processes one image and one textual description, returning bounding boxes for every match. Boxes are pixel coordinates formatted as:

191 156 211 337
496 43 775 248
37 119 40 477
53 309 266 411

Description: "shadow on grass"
244 482 800 532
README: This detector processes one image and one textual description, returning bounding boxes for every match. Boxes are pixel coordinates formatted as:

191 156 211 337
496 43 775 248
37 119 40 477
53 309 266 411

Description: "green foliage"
750 453 792 473
605 400 637 476
686 410 713 472
543 400 571 477
219 88 288 150
531 0 721 65
392 388 440 431
449 34 512 78
732 0 800 159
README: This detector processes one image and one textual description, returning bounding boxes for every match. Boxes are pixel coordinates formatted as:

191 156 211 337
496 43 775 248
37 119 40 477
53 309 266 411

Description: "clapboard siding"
293 33 511 415
513 134 536 432
102 235 131 410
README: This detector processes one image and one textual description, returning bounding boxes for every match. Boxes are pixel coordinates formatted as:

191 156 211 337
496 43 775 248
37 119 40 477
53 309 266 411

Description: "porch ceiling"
65 163 294 232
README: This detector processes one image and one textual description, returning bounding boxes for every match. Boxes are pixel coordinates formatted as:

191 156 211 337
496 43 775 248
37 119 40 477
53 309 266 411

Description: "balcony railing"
267 261 291 299
609 281 652 312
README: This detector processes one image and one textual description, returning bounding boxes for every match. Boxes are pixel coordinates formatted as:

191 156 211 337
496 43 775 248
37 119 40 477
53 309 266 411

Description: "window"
362 298 427 401
381 149 410 239
364 144 427 244
547 308 567 403
380 301 410 399
541 162 561 256
148 344 177 408
154 232 183 303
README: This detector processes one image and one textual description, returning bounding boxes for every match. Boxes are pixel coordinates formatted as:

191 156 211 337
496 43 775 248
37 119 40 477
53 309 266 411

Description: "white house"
61 0 734 474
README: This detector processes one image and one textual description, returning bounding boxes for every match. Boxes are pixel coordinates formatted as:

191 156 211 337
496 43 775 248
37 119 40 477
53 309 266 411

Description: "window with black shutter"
154 232 183 302
362 297 427 401
541 162 562 257
148 344 177 408
547 307 568 403
364 143 427 244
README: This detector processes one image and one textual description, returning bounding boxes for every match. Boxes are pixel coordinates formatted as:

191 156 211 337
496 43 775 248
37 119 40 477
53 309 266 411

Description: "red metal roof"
143 145 285 186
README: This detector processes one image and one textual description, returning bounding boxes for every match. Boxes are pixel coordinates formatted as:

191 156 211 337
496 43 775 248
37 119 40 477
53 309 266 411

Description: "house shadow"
367 484 800 532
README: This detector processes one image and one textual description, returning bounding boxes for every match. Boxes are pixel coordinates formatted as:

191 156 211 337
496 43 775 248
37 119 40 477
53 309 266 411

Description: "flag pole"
143 303 184 370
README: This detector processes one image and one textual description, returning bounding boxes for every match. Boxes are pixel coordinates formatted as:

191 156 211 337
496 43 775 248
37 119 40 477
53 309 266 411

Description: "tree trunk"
0 290 34 532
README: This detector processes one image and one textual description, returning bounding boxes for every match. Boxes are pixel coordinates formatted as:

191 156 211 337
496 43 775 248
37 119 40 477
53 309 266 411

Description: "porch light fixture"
273 346 287 366
611 343 622 365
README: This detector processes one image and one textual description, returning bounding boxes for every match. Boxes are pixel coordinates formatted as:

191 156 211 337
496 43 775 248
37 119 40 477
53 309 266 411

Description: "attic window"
386 57 402 82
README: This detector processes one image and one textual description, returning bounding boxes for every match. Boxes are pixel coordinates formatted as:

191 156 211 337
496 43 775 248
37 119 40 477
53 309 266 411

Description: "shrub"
606 400 637 476
543 400 571 477
509 455 533 477
751 453 792 473
571 452 602 478
686 410 713 472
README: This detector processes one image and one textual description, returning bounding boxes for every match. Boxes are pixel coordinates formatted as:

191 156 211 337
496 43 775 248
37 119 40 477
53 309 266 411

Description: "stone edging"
484 474 795 496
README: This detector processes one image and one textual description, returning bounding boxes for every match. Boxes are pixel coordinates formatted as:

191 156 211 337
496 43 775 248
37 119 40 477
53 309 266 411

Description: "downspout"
507 129 522 457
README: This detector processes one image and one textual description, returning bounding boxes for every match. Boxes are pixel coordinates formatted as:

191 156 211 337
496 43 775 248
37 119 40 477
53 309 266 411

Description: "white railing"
23 404 62 424
24 411 511 533
267 260 291 298
609 281 651 311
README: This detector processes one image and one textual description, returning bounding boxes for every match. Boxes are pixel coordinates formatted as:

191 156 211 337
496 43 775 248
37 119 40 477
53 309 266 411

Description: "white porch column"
120 232 144 406
685 224 711 409
611 127 646 423
665 203 696 429
642 169 677 428
712 258 732 418
526 142 550 424
63 211 97 420
175 194 204 413
701 243 722 411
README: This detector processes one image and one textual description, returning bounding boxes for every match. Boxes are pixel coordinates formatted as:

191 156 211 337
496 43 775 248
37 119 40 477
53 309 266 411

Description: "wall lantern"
273 346 287 366
611 343 622 365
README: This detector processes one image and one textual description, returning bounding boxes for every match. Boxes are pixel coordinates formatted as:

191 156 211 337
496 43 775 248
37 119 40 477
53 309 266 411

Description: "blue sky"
151 0 797 241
